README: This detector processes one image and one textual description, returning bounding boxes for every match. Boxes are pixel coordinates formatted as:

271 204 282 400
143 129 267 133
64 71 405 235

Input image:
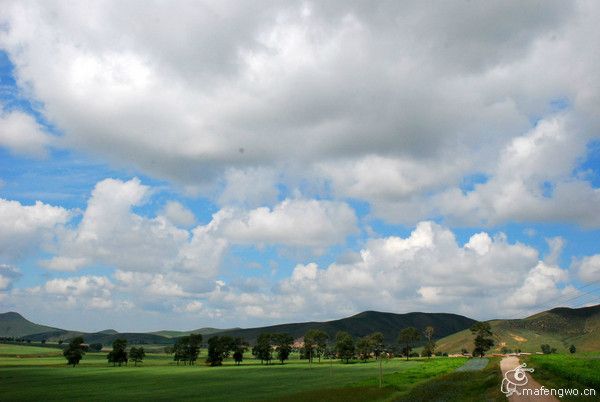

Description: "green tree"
173 333 203 365
107 338 128 366
273 333 294 364
369 332 386 388
470 322 494 357
398 327 420 360
252 333 273 365
63 336 86 367
304 329 329 364
232 337 247 366
356 336 372 362
422 326 436 358
541 344 556 354
335 331 355 364
89 343 103 352
569 344 576 354
187 333 202 365
206 336 233 366
130 346 146 366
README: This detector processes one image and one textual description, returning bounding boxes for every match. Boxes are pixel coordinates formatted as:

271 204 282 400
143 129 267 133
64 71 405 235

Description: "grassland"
523 353 600 401
0 344 470 401
395 357 504 402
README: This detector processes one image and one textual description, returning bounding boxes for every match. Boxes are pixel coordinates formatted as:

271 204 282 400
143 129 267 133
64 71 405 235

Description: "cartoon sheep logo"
501 362 534 396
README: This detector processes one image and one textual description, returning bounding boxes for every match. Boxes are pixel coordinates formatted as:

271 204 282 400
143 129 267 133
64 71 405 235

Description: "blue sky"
1 1 600 332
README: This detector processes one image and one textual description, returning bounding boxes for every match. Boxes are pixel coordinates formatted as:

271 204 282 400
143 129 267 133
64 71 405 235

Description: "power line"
532 279 600 311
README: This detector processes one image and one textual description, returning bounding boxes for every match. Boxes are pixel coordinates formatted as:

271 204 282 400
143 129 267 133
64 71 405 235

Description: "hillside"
0 312 63 338
150 327 240 338
209 311 477 344
1 310 476 346
436 304 600 354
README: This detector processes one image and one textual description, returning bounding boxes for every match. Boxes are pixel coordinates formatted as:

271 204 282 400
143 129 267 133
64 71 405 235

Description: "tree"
541 344 556 354
356 336 372 362
368 332 385 388
63 336 86 367
304 329 329 365
273 333 294 364
398 327 420 361
422 326 436 358
173 333 203 365
206 336 232 366
107 338 128 366
470 322 494 357
232 337 247 366
252 333 273 365
89 343 103 352
335 331 355 364
130 346 146 366
187 333 202 365
569 344 576 354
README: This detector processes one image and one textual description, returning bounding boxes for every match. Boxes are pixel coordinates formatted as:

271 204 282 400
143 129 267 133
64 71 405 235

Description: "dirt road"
500 356 558 401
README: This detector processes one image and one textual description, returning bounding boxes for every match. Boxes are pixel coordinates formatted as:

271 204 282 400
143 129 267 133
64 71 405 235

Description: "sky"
1 0 600 332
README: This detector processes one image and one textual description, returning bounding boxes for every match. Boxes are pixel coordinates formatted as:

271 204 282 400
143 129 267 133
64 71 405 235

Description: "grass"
0 351 466 401
523 353 600 401
0 343 62 356
274 357 468 401
394 357 504 402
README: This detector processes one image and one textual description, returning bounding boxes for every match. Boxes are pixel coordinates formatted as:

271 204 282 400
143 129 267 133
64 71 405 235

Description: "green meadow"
0 344 470 401
523 353 600 401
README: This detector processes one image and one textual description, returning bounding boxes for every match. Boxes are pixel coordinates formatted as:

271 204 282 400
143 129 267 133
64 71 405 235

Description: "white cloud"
576 254 600 281
198 221 567 322
0 109 52 157
2 1 597 230
0 264 20 291
435 117 600 227
0 198 70 261
217 167 279 208
213 198 358 249
161 201 196 227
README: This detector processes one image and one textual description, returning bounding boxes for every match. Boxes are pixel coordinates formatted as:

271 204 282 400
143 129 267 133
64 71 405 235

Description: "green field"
0 344 473 401
523 353 600 400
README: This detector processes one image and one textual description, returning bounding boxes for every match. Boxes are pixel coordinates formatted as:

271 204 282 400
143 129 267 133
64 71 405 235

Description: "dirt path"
500 356 558 401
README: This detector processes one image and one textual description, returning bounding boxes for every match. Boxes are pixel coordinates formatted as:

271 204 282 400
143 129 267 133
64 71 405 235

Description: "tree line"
61 322 498 368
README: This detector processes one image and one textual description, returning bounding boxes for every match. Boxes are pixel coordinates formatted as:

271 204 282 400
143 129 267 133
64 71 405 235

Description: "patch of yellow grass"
510 334 527 342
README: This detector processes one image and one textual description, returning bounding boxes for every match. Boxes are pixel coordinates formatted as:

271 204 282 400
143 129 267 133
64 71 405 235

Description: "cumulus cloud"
435 117 600 227
24 275 115 310
0 264 21 291
0 198 70 261
41 178 224 281
575 255 600 281
199 222 568 322
0 109 52 157
161 201 196 227
39 178 355 294
212 198 358 249
1 1 597 227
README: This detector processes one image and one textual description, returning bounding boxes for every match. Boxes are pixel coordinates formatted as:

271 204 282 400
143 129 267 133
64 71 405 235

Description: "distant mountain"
208 311 477 344
1 310 476 345
436 304 600 353
0 312 63 338
150 327 240 338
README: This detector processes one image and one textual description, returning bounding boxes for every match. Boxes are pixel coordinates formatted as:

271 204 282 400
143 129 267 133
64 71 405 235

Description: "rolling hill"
149 327 240 338
208 311 477 343
436 304 600 354
1 310 476 345
0 312 63 338
4 305 598 350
